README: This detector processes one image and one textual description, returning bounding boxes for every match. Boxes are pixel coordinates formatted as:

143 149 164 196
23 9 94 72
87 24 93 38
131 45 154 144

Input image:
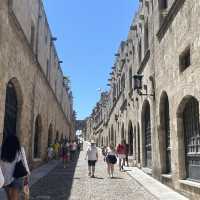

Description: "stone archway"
34 115 42 159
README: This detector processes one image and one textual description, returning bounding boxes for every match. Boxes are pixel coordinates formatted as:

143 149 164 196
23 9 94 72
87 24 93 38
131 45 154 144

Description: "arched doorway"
3 80 20 139
48 124 53 147
128 121 133 156
142 100 152 168
159 92 171 174
34 115 42 158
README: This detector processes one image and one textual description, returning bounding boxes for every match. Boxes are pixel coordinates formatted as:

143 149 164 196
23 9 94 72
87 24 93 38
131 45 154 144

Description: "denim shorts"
6 177 24 191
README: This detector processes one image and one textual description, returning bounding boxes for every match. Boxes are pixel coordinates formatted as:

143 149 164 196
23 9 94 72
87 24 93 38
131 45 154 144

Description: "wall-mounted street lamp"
51 37 57 41
58 60 63 64
133 74 155 98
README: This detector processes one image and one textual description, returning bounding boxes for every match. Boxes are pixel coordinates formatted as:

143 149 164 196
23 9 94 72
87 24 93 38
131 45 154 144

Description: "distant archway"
128 121 133 155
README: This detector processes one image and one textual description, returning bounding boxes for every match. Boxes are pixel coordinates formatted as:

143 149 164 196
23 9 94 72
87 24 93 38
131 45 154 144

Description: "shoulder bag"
13 151 28 179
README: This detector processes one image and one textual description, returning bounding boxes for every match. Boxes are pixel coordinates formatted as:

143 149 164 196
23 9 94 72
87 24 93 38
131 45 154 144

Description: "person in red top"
116 140 126 171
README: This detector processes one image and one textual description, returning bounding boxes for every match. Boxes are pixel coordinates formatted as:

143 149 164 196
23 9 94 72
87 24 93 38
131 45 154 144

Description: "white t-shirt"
87 146 98 161
106 147 116 156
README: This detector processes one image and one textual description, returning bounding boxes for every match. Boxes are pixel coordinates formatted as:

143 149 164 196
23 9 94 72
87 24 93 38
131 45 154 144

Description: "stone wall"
86 0 200 199
0 0 75 168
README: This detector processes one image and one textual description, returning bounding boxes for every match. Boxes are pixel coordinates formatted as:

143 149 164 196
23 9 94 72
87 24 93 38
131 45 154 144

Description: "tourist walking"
116 140 126 171
62 143 69 168
70 141 77 161
47 145 54 161
85 140 98 178
0 135 30 200
105 144 117 178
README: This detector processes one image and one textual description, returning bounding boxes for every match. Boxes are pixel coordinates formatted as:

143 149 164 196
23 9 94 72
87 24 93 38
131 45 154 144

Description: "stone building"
86 0 200 199
0 0 75 168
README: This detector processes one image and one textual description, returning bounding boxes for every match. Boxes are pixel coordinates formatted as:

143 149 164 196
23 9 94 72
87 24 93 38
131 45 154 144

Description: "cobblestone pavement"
30 147 156 200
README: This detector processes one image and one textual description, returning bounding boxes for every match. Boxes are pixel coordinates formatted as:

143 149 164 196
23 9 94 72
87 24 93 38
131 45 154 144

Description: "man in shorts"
85 140 98 178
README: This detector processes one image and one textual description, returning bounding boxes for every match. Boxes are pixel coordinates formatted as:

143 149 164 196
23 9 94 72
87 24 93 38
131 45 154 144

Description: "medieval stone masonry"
86 0 200 199
0 0 75 168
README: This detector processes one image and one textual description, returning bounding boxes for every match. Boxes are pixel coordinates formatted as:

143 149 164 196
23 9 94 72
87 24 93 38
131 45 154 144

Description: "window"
121 74 125 90
138 40 142 64
46 59 51 80
179 47 191 72
144 20 149 53
159 0 168 25
129 68 133 90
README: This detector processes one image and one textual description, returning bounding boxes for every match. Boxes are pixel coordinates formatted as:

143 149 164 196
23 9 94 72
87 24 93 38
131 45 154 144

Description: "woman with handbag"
0 135 30 200
105 144 117 178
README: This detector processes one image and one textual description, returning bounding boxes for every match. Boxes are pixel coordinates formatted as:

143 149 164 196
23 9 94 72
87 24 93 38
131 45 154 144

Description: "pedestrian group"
85 139 129 178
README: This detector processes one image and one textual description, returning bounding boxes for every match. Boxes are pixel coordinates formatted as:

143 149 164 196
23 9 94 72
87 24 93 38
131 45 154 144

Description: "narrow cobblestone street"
30 144 156 200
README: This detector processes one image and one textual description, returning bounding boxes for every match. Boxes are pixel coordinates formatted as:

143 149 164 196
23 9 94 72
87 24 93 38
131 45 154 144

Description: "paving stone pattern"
30 149 157 200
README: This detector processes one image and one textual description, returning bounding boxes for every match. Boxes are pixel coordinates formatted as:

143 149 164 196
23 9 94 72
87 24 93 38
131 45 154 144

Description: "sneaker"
88 172 91 176
91 175 95 178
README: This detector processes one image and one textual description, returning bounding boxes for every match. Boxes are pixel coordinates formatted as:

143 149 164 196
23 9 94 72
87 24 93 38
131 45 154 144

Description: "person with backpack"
116 140 126 171
105 144 117 178
0 135 30 200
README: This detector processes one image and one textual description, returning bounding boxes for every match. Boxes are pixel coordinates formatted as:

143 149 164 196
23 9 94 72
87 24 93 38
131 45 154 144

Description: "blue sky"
43 1 138 120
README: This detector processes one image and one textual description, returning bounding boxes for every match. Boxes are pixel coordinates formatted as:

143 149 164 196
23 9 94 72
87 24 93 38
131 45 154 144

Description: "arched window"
3 81 18 138
142 101 152 168
34 115 42 158
183 97 200 181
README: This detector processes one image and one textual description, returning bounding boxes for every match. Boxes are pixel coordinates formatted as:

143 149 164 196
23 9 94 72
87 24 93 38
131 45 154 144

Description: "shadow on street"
30 151 80 200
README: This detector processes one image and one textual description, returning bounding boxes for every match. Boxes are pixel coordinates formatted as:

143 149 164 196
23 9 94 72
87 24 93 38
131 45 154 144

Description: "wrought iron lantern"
133 74 155 98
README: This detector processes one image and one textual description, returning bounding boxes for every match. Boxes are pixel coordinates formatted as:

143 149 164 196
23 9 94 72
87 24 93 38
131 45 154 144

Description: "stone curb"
124 167 188 200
